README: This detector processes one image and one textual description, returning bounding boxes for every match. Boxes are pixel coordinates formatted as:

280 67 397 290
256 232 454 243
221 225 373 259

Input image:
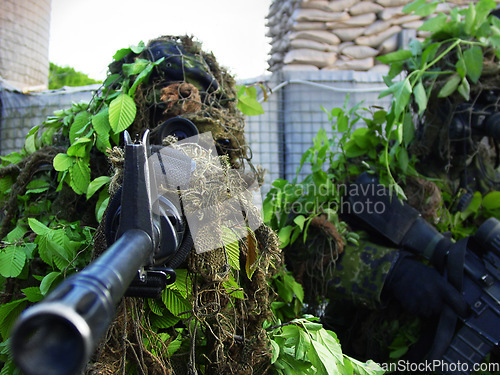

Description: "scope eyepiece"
152 117 199 144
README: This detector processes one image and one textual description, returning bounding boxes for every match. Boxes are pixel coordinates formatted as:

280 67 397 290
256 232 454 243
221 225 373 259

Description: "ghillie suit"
282 213 345 315
410 42 500 198
0 35 281 375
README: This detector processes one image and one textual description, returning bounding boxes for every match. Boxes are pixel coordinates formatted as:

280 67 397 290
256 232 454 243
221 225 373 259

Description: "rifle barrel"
11 229 153 375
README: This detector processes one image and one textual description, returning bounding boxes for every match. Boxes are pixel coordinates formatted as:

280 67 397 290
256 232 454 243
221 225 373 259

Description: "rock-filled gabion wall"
267 0 488 72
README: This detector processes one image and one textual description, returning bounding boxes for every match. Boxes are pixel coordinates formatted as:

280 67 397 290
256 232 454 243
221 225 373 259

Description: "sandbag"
355 25 402 47
341 45 379 59
363 20 393 36
291 38 338 52
327 0 359 12
350 1 384 16
327 13 377 28
293 8 350 22
282 63 320 71
284 48 337 67
290 30 341 45
327 57 374 70
332 27 366 41
376 0 414 6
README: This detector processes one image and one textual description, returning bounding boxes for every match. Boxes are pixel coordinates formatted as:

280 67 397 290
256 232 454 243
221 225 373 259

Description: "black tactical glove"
383 253 469 318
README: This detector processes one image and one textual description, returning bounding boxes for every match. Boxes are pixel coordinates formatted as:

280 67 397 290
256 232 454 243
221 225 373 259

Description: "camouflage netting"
0 35 282 374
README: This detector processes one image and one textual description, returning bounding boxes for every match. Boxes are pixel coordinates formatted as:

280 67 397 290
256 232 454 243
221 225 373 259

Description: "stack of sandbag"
267 0 477 72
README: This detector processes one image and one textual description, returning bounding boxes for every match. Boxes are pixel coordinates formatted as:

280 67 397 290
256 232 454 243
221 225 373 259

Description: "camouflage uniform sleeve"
328 232 400 310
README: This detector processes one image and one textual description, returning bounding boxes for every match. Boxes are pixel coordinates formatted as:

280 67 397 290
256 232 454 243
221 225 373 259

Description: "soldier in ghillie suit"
91 35 282 375
284 11 500 369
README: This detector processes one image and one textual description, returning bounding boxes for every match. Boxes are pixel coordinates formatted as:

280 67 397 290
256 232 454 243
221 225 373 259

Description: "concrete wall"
0 85 97 155
0 0 52 90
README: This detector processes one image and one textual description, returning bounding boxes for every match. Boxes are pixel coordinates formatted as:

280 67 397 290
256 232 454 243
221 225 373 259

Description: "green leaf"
392 78 412 118
25 179 50 194
413 81 427 115
28 218 50 236
67 137 92 157
482 191 500 210
278 225 294 248
463 46 483 83
50 229 75 270
337 114 349 132
376 49 412 64
282 272 304 303
308 335 339 375
147 298 166 316
113 47 132 61
458 78 470 101
162 288 192 317
402 112 415 147
166 269 191 299
474 0 497 30
402 0 427 14
438 74 461 98
130 41 146 54
270 340 280 364
421 42 440 64
295 329 311 361
166 335 183 356
95 190 110 223
0 298 27 340
40 271 62 295
87 176 110 200
0 246 26 278
223 274 245 299
456 58 467 79
464 2 476 34
122 59 150 77
1 152 24 165
92 108 111 135
419 13 448 32
413 2 438 17
24 130 38 154
70 158 91 195
293 215 306 231
109 93 137 133
150 311 179 330
128 60 160 97
21 287 43 303
6 225 27 243
397 147 409 173
53 153 75 172
222 227 240 271
237 86 264 116
275 279 294 303
69 111 91 143
347 358 385 375
92 108 112 152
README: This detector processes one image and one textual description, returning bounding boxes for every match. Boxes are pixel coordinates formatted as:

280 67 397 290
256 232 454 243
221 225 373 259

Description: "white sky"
48 0 272 81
